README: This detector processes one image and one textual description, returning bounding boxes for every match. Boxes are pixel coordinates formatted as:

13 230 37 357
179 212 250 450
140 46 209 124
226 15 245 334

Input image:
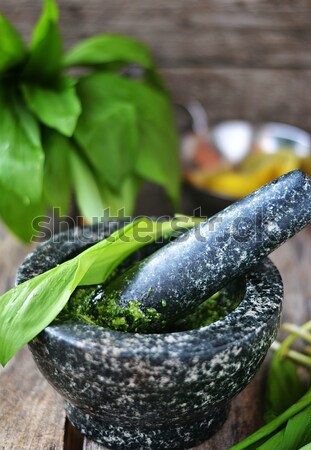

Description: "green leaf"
144 67 168 94
0 257 83 365
23 0 62 81
75 101 137 190
256 428 285 450
298 444 311 450
258 406 311 450
99 175 142 217
135 109 180 209
281 406 311 449
70 148 105 220
75 73 180 209
42 129 73 216
63 34 167 93
71 156 141 219
0 14 26 73
21 77 81 136
0 218 188 365
229 390 311 450
0 85 44 203
64 34 154 69
130 80 180 208
0 181 45 243
264 353 307 423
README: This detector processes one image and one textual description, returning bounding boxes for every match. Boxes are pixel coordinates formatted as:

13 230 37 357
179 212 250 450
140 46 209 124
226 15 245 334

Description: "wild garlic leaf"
77 218 178 286
119 176 142 215
259 406 311 450
0 180 45 243
0 85 44 204
298 444 311 450
70 148 105 220
0 14 26 73
75 100 138 190
0 258 82 366
75 72 180 209
0 218 182 365
99 176 142 217
135 113 180 209
256 428 285 450
42 129 72 216
63 34 154 69
229 390 311 450
23 0 62 81
63 34 167 93
144 67 168 94
264 353 307 423
21 77 81 137
131 79 180 209
281 405 311 450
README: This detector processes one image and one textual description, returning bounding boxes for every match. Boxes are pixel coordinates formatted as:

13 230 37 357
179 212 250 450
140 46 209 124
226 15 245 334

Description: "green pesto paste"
57 284 243 333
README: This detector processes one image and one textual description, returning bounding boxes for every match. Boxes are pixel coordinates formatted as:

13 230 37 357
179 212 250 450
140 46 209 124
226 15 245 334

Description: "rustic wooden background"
2 0 311 131
1 1 311 449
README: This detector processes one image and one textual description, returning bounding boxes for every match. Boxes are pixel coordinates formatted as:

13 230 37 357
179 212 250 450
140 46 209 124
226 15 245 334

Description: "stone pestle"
93 170 311 331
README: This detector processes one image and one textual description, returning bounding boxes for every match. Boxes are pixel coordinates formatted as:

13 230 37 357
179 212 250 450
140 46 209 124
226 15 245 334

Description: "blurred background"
2 0 311 127
2 0 311 220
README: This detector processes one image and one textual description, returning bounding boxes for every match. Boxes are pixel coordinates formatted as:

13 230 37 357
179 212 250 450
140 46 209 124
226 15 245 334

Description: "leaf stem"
271 341 311 368
229 390 311 449
282 322 311 344
279 321 311 357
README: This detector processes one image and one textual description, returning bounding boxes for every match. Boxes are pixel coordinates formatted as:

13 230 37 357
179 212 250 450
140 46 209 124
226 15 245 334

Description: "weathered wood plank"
0 225 33 295
0 348 66 450
270 226 311 326
0 223 66 450
1 0 311 69
164 68 311 133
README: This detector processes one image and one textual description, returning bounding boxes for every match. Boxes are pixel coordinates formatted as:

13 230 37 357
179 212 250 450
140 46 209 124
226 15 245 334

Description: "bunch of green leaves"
0 0 180 242
230 321 311 450
0 216 197 367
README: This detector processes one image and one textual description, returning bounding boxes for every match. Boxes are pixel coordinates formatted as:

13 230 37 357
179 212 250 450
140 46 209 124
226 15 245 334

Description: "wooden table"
0 222 310 450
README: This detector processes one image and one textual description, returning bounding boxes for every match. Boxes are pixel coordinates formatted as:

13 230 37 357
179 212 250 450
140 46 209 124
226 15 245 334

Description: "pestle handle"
103 170 311 328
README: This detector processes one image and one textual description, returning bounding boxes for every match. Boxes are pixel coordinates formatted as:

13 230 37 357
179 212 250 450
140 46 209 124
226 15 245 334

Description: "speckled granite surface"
98 171 309 330
18 221 283 450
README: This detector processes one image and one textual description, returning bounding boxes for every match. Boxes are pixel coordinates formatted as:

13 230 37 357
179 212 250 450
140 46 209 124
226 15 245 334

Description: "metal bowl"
182 117 311 215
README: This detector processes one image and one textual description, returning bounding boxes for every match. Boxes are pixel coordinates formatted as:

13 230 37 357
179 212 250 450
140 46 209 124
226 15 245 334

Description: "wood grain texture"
270 226 311 326
164 68 311 133
0 225 33 295
0 348 66 450
1 0 311 69
0 224 66 450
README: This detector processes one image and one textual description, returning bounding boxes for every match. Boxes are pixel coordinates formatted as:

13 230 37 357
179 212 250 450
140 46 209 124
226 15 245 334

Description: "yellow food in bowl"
187 150 308 199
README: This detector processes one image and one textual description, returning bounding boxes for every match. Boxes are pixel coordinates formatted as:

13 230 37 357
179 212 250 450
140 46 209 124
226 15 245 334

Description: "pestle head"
91 170 311 332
